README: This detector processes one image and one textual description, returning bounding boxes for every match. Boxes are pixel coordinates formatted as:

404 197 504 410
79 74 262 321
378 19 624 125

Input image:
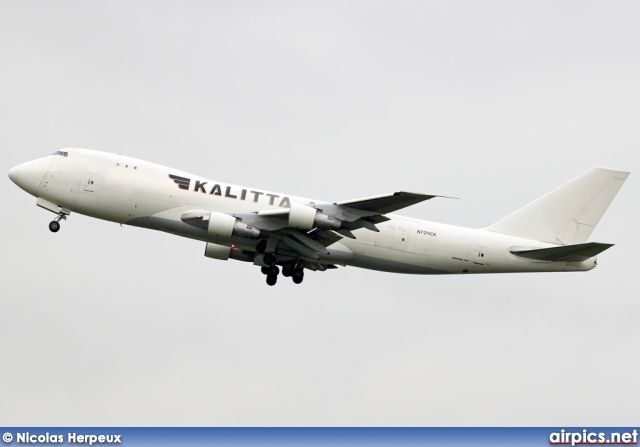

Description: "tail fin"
485 167 629 244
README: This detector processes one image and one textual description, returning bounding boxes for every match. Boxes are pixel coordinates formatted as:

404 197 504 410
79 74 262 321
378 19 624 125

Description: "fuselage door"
83 174 96 192
390 225 407 251
475 246 489 265
375 223 408 251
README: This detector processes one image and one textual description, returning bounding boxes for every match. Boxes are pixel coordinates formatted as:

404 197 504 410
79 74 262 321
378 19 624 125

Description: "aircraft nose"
8 157 53 196
8 165 19 184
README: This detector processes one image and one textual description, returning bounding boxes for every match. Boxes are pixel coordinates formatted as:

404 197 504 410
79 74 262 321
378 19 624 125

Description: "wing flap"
510 242 614 262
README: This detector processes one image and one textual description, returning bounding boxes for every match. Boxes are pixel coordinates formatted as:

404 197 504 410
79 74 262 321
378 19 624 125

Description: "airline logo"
168 174 291 207
169 174 190 190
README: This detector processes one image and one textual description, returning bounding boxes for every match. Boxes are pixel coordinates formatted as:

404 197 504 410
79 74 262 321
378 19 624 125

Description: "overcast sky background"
1 1 638 426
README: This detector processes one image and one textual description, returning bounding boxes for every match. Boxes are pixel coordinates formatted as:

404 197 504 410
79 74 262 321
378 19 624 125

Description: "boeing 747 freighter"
8 149 629 285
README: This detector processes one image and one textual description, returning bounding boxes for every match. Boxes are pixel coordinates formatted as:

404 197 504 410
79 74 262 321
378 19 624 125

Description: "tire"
283 262 295 274
266 274 277 286
261 266 270 275
269 265 280 276
292 269 304 284
49 221 60 233
263 253 275 266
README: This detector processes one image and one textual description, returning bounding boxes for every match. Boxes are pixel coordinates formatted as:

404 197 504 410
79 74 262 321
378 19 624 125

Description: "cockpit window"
50 151 68 157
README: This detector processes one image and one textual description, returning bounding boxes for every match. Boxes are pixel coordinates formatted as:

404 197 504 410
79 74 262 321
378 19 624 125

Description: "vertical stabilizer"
485 167 629 244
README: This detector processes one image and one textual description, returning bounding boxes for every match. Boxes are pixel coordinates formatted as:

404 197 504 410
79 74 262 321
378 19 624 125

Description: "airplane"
8 148 629 286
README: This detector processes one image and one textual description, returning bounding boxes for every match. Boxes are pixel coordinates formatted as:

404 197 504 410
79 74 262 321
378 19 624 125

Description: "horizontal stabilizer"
511 242 614 262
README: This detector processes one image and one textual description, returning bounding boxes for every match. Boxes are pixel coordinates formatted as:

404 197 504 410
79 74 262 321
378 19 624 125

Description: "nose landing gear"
48 211 68 233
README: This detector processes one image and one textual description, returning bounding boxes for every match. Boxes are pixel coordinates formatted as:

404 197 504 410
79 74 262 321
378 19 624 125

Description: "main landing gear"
48 212 68 233
260 258 304 286
262 265 279 286
292 268 304 284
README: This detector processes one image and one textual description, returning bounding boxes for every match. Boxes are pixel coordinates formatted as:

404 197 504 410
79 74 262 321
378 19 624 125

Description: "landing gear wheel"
261 266 271 275
263 253 275 266
48 210 68 233
292 269 304 284
282 262 295 277
266 274 278 286
269 265 280 276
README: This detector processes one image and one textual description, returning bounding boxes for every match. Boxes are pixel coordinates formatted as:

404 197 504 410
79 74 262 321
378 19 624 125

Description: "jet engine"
288 204 341 230
208 212 263 239
204 242 254 262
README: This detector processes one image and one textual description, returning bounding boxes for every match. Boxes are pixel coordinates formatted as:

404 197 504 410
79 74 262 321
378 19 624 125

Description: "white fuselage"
13 149 596 275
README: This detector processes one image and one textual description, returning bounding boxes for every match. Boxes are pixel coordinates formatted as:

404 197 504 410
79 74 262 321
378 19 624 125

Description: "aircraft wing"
335 191 443 214
182 190 447 264
253 191 449 235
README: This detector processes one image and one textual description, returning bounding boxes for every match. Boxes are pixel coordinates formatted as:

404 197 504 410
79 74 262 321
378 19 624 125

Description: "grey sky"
1 1 638 425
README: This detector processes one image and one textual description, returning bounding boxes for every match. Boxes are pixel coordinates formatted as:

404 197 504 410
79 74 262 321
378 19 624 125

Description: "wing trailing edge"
336 191 454 214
